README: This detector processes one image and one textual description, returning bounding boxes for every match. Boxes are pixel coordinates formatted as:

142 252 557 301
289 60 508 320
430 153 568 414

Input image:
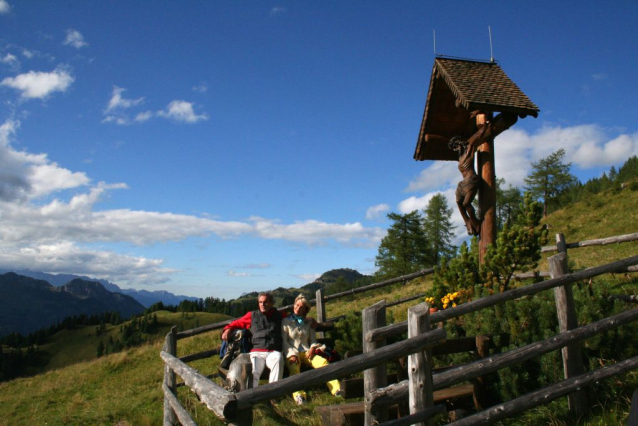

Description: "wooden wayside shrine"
413 57 539 261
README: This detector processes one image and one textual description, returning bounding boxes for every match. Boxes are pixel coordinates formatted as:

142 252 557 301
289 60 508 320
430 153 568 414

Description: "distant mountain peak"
56 278 112 299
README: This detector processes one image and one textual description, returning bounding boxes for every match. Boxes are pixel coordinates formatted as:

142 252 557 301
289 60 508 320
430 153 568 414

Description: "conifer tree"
524 148 577 217
495 178 523 230
375 211 432 278
422 194 456 264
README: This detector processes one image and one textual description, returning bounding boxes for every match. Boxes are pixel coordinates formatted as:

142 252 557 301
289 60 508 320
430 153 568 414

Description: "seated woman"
282 294 342 405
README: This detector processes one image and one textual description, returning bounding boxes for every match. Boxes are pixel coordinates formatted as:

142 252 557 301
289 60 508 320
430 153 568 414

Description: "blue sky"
1 1 637 300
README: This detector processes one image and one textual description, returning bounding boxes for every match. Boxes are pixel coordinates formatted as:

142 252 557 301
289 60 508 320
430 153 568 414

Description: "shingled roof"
414 57 539 161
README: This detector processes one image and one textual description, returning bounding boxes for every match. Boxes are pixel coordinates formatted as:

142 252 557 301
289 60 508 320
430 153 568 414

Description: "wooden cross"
413 58 539 262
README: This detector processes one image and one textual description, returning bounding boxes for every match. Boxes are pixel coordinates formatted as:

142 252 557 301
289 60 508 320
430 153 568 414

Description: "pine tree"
375 211 432 278
495 178 523 230
524 148 577 217
422 194 456 264
96 340 105 358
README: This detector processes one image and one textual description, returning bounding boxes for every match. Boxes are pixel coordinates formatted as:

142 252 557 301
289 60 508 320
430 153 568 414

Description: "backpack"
219 329 252 369
314 346 341 363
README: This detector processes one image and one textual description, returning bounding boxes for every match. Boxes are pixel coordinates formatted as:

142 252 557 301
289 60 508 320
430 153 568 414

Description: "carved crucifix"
449 111 518 236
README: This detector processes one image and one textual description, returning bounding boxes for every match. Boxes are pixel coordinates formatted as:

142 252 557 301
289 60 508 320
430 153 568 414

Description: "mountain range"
0 273 145 336
0 269 199 308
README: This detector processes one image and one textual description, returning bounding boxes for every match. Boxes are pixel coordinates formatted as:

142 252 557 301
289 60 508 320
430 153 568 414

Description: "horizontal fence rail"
541 232 638 253
367 255 638 343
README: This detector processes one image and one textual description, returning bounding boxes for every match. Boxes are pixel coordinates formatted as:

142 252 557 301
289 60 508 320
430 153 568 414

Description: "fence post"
363 300 388 425
228 357 253 426
163 326 178 426
550 234 588 418
408 302 434 426
316 289 326 340
472 336 490 410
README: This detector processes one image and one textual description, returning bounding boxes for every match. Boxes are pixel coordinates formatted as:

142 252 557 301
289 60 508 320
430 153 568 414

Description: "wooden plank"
609 294 638 303
549 243 588 417
316 387 473 426
408 303 433 425
366 255 638 343
363 300 388 425
541 232 638 253
316 403 402 426
377 405 447 426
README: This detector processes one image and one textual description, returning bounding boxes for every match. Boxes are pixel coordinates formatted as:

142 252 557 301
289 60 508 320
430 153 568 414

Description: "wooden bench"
316 385 475 426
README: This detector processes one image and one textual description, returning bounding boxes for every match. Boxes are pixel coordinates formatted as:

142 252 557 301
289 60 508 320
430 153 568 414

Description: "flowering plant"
441 291 461 309
425 296 438 309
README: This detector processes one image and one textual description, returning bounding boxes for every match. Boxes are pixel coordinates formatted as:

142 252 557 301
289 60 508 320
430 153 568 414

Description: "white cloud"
63 29 88 49
192 83 208 93
236 263 271 269
157 100 208 123
249 216 384 248
406 160 458 193
227 270 252 277
570 132 638 168
365 204 390 220
1 67 74 99
294 273 321 282
1 53 18 65
0 241 175 285
134 111 153 122
0 0 10 14
102 115 129 125
270 6 286 16
0 119 89 202
105 86 144 112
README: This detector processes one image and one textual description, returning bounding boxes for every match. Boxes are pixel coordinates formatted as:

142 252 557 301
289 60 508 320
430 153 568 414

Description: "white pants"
249 351 283 388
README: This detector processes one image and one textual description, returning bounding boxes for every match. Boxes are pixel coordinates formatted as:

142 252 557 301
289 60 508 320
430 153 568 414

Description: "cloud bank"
0 119 383 286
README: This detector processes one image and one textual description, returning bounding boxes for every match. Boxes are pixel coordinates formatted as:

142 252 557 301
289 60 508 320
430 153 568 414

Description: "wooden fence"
161 232 638 425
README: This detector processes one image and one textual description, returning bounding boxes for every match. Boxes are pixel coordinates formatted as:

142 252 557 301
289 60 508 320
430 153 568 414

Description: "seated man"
221 292 316 388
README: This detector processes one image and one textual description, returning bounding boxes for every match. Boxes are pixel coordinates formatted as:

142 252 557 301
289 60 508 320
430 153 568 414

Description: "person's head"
257 292 274 313
293 294 311 317
448 136 467 154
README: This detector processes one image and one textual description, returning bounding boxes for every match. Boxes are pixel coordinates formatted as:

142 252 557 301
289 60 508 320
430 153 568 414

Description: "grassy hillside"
0 187 636 425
